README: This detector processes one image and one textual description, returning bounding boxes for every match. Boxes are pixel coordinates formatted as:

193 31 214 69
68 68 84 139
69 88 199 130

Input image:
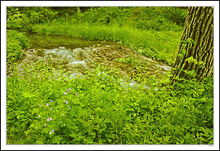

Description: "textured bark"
172 7 213 82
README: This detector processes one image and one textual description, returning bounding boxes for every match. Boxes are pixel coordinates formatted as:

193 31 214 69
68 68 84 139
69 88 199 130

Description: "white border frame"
1 1 219 150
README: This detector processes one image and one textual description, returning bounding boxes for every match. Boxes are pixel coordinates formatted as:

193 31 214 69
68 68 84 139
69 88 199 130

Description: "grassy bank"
32 22 181 65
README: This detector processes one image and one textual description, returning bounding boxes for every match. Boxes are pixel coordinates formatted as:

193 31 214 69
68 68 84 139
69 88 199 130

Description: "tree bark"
172 7 213 82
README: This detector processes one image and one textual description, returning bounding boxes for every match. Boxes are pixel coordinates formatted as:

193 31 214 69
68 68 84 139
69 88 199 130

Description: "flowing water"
12 34 171 89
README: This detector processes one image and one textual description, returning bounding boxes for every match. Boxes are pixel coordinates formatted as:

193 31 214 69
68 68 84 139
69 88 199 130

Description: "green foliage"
6 7 213 145
7 62 213 144
71 7 186 31
7 30 29 65
7 7 186 32
182 38 196 49
7 7 58 31
185 56 197 64
115 55 137 65
7 8 23 30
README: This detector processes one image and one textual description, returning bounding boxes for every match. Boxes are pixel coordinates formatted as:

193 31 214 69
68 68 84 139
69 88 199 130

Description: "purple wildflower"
75 93 77 95
50 117 52 120
65 101 68 104
69 88 71 91
50 100 52 103
47 118 50 121
52 129 54 132
64 92 67 95
46 103 49 106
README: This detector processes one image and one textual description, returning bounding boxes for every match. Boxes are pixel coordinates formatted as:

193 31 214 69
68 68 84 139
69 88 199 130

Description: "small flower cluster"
64 88 72 95
44 99 54 134
47 117 52 121
46 100 52 106
45 88 74 132
49 129 55 134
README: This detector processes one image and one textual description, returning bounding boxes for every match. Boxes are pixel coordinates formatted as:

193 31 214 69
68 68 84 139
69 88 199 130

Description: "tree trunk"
172 7 213 82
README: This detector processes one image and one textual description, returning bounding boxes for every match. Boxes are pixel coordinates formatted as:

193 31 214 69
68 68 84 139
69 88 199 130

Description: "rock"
156 64 171 71
45 50 57 54
84 47 91 51
59 46 65 49
142 56 156 63
69 60 86 66
64 55 74 59
27 49 35 53
52 48 59 51
73 48 84 52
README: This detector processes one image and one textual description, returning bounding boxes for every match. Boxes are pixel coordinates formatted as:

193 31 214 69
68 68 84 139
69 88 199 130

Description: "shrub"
7 30 29 65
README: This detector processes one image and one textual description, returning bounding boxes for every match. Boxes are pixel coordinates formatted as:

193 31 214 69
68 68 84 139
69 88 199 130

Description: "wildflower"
38 115 41 118
46 103 49 106
50 117 52 120
49 132 52 134
52 129 54 132
50 100 52 103
65 101 68 104
50 107 53 110
69 107 71 110
47 118 50 121
75 93 78 95
44 124 46 127
69 88 71 91
64 92 67 95
66 89 69 91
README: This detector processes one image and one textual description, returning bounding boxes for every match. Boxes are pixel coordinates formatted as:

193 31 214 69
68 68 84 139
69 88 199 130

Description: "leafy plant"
7 62 213 144
7 30 29 65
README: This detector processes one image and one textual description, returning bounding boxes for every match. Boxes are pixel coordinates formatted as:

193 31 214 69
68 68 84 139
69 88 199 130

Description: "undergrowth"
7 30 29 65
7 61 213 144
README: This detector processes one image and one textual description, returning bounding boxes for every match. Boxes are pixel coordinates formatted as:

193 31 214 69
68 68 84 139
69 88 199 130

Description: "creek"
14 34 172 90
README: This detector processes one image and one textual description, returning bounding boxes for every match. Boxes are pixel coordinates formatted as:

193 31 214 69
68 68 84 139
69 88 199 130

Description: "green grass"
7 62 213 144
32 22 181 65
